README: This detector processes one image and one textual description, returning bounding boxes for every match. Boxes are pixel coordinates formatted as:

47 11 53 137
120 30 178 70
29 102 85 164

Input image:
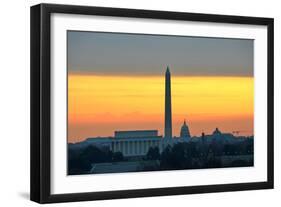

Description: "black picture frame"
30 3 274 204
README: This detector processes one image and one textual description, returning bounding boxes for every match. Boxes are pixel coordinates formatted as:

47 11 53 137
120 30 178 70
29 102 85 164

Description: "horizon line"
68 133 254 144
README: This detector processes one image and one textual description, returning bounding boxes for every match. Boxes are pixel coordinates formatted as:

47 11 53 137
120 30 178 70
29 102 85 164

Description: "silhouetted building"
213 128 222 135
180 119 191 138
115 130 158 138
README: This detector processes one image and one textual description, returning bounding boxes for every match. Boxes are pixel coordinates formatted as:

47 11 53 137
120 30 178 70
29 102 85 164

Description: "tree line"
68 138 253 175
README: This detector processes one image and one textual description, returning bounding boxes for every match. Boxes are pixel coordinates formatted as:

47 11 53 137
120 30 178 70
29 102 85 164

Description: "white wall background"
0 0 279 206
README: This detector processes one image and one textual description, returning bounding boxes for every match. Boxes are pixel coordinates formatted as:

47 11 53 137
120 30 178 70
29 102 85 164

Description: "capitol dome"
180 119 191 138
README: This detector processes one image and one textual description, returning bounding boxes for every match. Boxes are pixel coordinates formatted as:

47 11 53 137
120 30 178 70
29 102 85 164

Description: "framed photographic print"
30 3 274 203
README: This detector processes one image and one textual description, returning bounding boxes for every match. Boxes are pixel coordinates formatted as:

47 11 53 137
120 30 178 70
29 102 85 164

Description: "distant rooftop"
114 130 158 138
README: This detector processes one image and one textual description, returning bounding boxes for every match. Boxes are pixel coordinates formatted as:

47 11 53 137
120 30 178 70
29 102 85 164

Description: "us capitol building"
85 67 191 157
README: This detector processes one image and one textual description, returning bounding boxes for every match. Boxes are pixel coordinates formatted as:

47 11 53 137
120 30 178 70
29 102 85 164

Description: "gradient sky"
68 31 253 76
67 31 254 143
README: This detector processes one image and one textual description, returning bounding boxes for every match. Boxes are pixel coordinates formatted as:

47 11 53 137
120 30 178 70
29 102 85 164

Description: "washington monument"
165 66 172 138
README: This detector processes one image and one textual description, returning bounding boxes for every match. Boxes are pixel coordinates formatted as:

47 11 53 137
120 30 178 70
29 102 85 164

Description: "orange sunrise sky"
68 74 253 142
67 31 254 143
